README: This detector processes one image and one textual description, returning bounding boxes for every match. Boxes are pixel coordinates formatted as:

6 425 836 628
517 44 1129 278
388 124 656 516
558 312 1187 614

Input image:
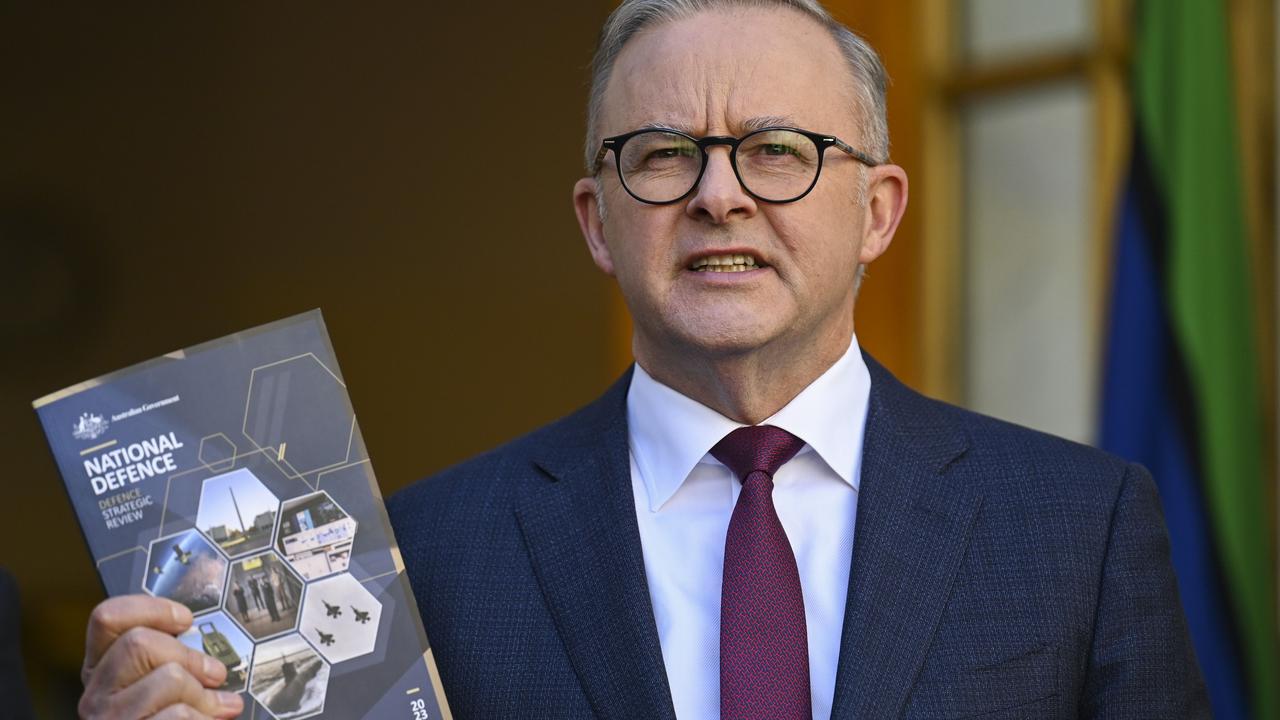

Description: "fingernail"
203 654 222 678
217 690 243 712
171 602 191 626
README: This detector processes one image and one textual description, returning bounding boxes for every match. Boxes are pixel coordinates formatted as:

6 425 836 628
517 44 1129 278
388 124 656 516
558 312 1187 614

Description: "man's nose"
686 147 757 223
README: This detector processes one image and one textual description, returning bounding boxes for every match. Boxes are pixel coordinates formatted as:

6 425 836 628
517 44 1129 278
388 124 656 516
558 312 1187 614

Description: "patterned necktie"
711 425 811 720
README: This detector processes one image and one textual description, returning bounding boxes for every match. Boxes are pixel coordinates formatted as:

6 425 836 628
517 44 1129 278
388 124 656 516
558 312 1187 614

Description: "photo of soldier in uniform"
226 552 303 640
196 468 280 558
178 611 253 693
276 491 357 580
250 633 330 719
142 529 226 615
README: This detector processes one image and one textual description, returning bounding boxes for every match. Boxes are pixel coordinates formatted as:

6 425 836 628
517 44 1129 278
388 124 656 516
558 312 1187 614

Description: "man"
231 582 248 622
76 1 1207 718
247 577 262 611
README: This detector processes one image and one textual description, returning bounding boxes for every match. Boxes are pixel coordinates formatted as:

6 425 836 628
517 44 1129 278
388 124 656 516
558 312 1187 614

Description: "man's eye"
761 143 799 156
648 146 694 160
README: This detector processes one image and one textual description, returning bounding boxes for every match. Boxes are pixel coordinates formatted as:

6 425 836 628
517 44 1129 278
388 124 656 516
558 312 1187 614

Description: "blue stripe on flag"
1100 164 1249 719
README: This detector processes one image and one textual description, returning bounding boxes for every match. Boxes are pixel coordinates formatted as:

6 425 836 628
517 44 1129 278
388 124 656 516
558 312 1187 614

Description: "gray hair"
584 0 890 174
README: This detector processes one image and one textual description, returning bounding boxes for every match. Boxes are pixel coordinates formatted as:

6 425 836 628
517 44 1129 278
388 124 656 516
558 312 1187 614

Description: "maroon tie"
712 425 811 720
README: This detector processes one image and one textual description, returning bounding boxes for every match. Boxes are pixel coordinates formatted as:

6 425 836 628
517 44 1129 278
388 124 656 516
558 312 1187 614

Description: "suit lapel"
830 358 983 719
515 370 677 720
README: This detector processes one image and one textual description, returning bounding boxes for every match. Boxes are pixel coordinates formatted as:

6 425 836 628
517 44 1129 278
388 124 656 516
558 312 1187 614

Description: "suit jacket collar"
515 367 678 720
828 353 979 718
517 355 977 719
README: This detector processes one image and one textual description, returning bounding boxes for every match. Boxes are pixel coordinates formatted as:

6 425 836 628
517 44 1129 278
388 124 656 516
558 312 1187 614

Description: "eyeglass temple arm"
592 140 617 174
829 137 881 167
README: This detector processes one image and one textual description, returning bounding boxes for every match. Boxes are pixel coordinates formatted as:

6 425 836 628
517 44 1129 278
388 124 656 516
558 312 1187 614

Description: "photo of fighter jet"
298 573 384 665
315 628 335 646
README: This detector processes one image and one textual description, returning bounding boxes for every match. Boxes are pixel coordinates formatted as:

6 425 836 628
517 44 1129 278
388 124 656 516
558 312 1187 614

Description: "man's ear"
858 163 908 264
574 176 615 276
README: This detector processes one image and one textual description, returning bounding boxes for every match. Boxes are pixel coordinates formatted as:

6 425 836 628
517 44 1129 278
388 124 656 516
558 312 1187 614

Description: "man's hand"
79 595 244 719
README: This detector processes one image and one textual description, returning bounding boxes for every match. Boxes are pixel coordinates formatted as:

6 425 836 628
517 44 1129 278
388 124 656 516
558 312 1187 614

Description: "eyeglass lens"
617 129 821 203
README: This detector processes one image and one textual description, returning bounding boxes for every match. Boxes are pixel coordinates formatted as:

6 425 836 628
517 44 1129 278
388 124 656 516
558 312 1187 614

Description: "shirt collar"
627 335 871 512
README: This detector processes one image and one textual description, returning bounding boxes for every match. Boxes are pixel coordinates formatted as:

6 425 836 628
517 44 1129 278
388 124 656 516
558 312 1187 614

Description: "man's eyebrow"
635 120 694 133
740 115 798 132
628 116 800 135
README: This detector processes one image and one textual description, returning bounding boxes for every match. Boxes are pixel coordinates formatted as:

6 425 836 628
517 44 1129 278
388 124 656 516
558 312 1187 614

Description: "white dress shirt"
627 335 871 720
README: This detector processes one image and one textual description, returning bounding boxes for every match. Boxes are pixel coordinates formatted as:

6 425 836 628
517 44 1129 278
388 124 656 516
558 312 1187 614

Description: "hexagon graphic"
178 611 253 693
243 355 354 476
143 529 226 616
198 433 237 472
276 491 358 581
197 468 280 558
224 551 304 641
298 573 384 664
249 632 330 719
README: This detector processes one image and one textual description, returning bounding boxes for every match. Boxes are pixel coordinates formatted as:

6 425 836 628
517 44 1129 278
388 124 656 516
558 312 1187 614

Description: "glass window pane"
965 0 1091 65
962 81 1096 444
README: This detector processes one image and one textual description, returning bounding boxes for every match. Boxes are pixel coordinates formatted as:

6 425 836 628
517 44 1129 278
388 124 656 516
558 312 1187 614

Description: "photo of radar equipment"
143 529 226 614
178 611 253 693
250 634 330 719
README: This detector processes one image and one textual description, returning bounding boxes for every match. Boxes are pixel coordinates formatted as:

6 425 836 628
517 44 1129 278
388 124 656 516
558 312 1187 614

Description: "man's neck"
633 324 854 425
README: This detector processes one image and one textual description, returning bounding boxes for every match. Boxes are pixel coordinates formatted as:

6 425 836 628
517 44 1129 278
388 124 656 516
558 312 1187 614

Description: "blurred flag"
1099 1 1278 718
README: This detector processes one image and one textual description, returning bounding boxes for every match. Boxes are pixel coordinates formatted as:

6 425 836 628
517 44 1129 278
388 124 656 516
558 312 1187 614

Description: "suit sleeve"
1079 462 1210 718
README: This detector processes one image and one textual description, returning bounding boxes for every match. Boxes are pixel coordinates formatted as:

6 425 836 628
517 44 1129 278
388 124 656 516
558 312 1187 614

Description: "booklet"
33 310 451 720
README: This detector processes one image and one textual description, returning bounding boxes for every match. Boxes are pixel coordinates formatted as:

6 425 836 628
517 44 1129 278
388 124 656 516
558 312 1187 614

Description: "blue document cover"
34 310 451 720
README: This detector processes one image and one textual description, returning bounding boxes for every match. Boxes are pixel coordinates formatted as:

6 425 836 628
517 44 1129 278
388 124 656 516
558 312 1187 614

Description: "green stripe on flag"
1134 1 1279 716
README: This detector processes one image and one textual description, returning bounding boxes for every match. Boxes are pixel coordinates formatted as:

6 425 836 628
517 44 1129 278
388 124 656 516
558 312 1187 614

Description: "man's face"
575 6 906 371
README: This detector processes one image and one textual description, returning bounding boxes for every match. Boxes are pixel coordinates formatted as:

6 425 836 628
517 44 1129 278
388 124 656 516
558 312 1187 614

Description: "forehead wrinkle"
611 92 701 135
609 61 706 137
717 41 761 133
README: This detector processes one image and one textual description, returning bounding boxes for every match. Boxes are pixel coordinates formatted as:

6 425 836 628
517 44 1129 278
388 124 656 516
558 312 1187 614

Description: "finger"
147 704 215 720
111 661 243 719
93 625 226 692
147 697 244 720
84 595 192 672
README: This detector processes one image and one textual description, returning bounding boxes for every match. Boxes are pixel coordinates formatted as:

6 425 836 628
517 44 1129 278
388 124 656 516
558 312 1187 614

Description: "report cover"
33 310 451 720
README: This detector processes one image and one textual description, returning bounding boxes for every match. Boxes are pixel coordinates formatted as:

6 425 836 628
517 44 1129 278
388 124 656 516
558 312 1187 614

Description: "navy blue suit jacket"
387 356 1209 718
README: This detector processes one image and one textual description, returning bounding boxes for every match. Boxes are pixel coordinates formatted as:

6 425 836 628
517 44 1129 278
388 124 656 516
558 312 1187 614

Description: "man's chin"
665 322 788 360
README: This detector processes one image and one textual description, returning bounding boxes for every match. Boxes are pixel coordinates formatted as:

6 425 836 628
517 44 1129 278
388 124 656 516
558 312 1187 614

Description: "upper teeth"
691 254 760 272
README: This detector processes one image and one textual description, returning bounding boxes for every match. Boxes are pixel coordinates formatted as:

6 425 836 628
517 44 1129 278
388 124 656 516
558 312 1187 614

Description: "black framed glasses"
593 126 880 205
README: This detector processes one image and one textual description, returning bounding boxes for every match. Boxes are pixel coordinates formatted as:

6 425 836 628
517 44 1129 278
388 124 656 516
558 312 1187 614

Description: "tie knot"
710 425 806 481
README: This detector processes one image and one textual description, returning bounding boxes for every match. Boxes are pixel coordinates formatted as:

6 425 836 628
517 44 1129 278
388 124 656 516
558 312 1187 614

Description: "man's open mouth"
689 254 765 273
